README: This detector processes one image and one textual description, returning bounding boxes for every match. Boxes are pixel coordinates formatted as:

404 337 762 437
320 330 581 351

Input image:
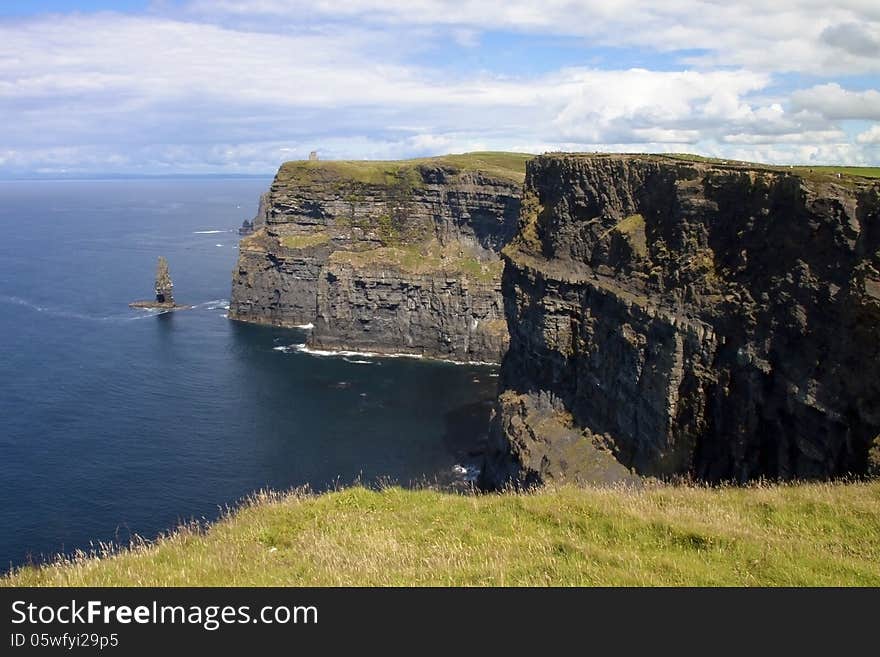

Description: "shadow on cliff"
441 399 494 462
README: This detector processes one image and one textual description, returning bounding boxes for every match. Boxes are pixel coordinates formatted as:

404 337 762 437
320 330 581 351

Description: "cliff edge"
483 153 880 486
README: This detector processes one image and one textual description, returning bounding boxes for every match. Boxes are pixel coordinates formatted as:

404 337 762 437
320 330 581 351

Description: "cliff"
483 154 880 487
230 153 529 362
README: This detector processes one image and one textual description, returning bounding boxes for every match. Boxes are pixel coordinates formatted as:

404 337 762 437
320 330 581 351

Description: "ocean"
0 179 499 572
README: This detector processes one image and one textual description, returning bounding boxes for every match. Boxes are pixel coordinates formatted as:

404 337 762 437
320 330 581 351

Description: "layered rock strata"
483 154 880 486
230 154 528 362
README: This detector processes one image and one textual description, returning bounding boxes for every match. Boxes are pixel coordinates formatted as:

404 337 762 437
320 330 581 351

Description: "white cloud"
722 129 847 145
821 22 880 58
550 69 771 144
722 141 877 167
0 8 878 174
186 0 880 75
791 84 880 120
857 125 880 144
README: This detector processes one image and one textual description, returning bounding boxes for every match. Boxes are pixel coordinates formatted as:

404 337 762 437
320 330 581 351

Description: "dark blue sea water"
0 179 498 572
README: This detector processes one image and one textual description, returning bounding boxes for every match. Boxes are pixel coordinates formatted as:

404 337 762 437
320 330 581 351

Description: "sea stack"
130 256 189 310
155 256 174 304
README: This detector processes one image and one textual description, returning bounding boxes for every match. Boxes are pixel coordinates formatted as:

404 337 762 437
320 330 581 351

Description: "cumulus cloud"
821 22 880 58
550 69 771 143
857 125 880 144
791 84 880 120
187 0 880 75
0 5 878 174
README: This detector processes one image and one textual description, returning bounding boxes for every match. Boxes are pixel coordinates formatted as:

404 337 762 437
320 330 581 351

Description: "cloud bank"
0 1 878 175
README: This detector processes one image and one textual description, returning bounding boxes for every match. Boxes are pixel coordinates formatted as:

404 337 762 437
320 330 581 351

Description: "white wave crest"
193 299 230 311
271 343 422 360
452 464 481 483
272 344 302 354
193 230 228 234
428 357 500 366
296 344 424 360
128 308 175 318
1 295 150 322
270 340 501 365
293 322 314 330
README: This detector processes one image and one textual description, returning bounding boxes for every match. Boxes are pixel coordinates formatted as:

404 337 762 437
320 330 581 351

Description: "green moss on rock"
329 241 503 283
280 232 331 249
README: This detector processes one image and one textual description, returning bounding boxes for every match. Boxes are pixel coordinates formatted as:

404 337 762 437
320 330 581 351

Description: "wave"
1 295 234 323
193 230 229 234
452 463 480 483
270 340 500 366
1 295 50 313
293 323 314 330
193 299 230 311
0 295 124 322
410 356 499 366
127 307 175 319
272 343 423 360
295 344 424 360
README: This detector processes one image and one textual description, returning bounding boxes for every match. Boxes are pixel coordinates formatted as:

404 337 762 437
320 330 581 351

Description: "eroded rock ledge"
229 153 529 362
482 153 880 487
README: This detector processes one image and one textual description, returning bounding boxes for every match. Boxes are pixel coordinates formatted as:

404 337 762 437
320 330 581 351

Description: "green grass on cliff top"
659 153 880 179
4 481 879 586
276 152 532 186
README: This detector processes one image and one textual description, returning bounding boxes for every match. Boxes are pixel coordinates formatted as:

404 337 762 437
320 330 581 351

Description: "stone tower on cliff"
155 256 174 304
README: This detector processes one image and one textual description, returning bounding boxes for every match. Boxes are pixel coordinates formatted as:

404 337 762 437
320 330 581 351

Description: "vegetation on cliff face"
232 151 524 362
280 232 331 250
328 240 504 283
4 482 878 586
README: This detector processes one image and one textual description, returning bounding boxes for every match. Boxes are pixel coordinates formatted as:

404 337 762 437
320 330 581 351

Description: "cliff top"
275 151 532 186
537 152 880 185
275 152 878 190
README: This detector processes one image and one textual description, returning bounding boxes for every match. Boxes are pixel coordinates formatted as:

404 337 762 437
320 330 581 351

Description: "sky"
1 1 878 176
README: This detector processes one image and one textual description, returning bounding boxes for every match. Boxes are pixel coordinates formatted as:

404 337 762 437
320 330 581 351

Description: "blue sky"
1 1 878 175
0 1 150 16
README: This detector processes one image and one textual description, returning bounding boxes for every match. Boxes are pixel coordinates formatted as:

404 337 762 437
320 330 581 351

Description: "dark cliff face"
483 154 880 487
229 155 527 362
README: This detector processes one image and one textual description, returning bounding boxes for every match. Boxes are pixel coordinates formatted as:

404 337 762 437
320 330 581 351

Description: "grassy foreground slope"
5 482 880 586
